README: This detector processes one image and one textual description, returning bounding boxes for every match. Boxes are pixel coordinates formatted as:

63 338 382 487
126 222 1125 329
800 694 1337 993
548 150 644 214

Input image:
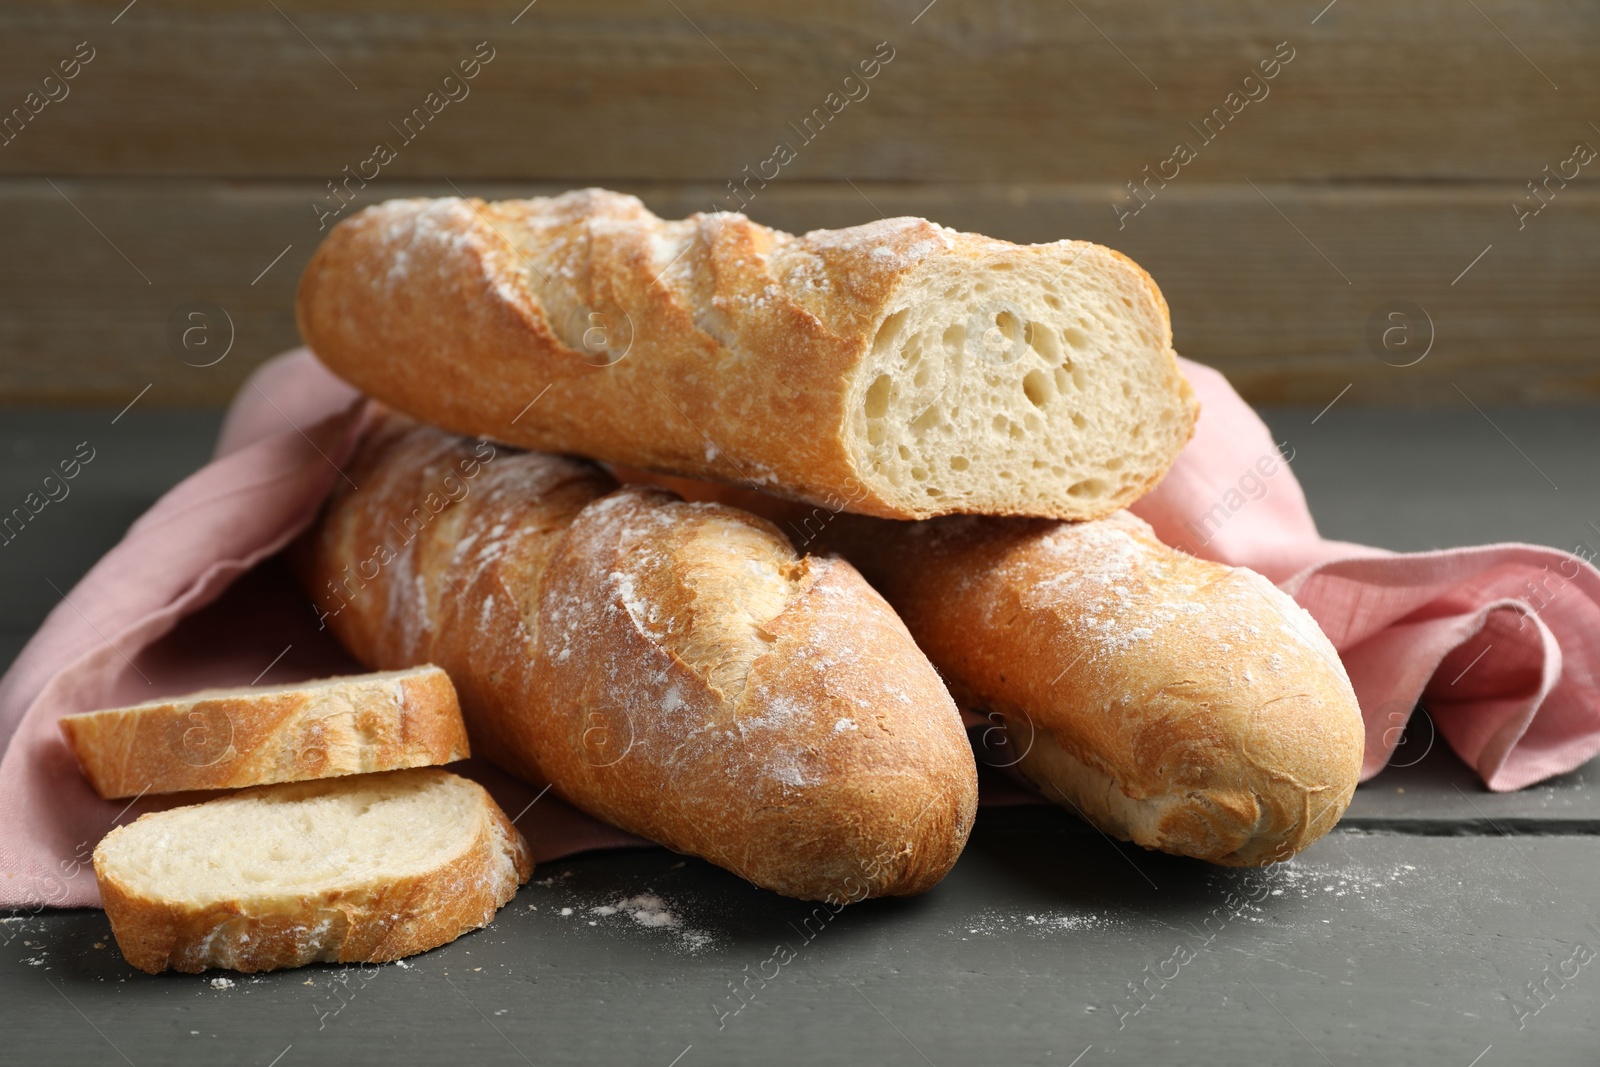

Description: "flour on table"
955 908 1117 938
538 881 719 953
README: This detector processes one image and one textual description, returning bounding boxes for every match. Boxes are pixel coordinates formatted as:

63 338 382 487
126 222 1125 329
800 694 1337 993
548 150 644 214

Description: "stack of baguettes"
290 189 1365 899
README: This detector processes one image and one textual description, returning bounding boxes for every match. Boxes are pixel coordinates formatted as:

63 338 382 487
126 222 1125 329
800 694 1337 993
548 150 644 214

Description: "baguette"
827 511 1364 865
59 666 468 799
298 412 977 902
297 190 1198 522
94 768 531 974
611 470 1363 866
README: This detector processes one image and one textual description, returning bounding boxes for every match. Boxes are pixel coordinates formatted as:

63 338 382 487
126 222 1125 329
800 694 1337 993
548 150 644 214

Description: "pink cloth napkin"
1131 360 1600 792
3 349 1597 908
0 353 642 909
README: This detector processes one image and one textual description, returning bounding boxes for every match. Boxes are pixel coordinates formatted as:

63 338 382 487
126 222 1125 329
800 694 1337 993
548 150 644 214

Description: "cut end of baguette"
59 665 469 799
94 768 531 973
845 238 1197 519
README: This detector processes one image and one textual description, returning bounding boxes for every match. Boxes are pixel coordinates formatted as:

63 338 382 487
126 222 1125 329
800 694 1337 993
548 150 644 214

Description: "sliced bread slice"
60 665 469 798
94 768 532 973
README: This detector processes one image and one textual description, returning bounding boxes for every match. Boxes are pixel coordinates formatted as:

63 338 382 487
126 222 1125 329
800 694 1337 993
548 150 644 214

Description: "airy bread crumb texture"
101 772 477 900
847 244 1194 516
94 768 531 973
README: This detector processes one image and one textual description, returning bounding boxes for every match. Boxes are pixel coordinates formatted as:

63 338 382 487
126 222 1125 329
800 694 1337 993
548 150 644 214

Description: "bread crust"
58 666 469 799
296 190 1194 521
830 511 1364 865
94 769 532 974
299 413 977 901
608 470 1364 866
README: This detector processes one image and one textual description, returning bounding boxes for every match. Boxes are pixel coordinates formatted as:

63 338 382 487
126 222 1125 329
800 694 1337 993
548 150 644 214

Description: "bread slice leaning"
59 665 469 799
94 768 532 973
298 189 1198 521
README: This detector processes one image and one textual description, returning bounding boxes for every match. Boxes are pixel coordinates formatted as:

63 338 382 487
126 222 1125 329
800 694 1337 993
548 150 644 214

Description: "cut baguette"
60 665 469 799
298 190 1199 520
94 768 531 974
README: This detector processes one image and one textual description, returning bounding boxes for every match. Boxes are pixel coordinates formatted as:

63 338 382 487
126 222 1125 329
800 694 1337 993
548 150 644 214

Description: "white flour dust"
529 880 719 954
1254 861 1419 903
954 908 1119 938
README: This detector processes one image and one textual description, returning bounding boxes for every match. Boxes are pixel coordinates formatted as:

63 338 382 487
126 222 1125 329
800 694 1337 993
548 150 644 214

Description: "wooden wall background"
1 0 1597 408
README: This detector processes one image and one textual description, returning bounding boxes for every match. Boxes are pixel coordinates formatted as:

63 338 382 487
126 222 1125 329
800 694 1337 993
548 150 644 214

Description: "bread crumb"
209 977 234 990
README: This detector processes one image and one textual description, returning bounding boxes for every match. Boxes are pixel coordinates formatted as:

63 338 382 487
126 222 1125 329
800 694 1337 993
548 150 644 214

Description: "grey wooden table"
3 406 1599 1066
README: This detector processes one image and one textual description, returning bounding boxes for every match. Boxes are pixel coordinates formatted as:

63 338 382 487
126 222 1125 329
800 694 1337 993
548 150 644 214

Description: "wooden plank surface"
0 1 1595 181
3 178 1596 406
4 1 1597 404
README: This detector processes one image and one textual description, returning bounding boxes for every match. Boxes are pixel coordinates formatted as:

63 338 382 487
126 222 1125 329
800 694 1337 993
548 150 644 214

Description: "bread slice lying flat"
298 189 1199 521
60 665 469 798
94 768 531 973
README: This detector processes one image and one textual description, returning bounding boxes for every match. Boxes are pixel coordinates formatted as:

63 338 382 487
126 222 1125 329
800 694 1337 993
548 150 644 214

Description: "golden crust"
94 770 532 974
58 667 469 799
298 413 977 901
296 190 1194 521
607 470 1363 866
830 511 1365 866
